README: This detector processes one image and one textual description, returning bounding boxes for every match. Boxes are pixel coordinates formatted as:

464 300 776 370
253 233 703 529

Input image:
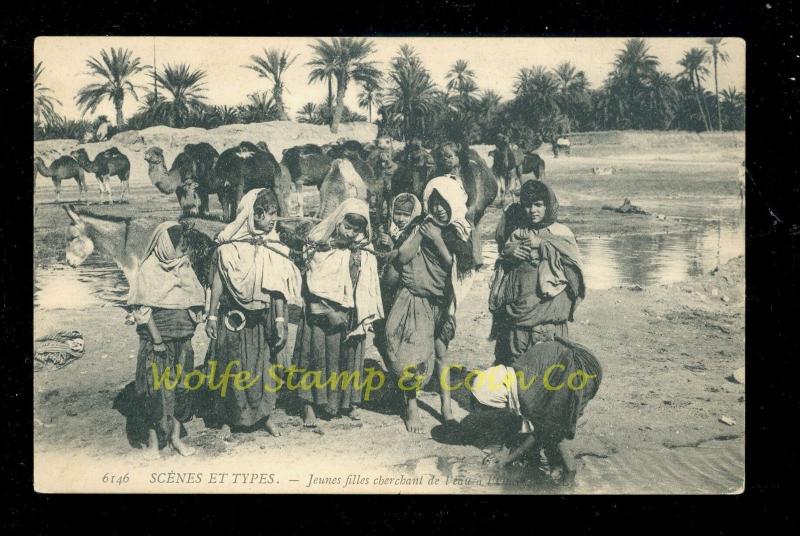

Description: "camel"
144 144 217 195
214 141 282 222
373 151 399 226
390 140 436 199
317 158 369 220
70 147 131 203
326 139 371 161
256 141 301 218
34 155 88 203
521 151 546 180
432 143 498 268
490 134 525 205
281 144 333 189
146 143 219 216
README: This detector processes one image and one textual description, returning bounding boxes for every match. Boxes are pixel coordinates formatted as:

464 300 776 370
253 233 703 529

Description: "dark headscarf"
519 180 559 230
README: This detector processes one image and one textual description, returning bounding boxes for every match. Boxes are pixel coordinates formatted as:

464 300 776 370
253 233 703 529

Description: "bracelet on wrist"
207 315 218 321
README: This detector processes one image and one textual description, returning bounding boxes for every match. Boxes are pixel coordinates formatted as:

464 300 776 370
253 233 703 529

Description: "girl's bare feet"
170 436 196 456
303 404 317 428
170 419 195 456
345 407 361 421
264 417 281 437
404 397 425 434
143 429 160 459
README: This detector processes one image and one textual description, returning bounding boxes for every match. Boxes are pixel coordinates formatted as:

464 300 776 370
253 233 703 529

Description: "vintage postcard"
33 36 745 494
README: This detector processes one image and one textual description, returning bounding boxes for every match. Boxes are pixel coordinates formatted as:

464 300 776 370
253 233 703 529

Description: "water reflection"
580 218 744 289
35 217 744 310
35 262 128 310
484 217 744 290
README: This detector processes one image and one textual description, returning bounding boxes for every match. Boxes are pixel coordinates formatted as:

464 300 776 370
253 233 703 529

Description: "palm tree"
705 38 730 131
357 80 383 123
613 38 659 84
552 62 590 129
154 63 207 127
514 66 561 112
643 71 679 129
678 48 712 131
75 48 148 127
296 102 319 124
384 45 440 141
244 48 298 120
307 37 381 133
604 38 661 128
553 61 589 94
34 61 61 126
445 59 477 97
720 87 745 130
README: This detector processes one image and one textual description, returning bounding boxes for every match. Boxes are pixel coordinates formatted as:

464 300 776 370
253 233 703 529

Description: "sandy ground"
33 124 745 494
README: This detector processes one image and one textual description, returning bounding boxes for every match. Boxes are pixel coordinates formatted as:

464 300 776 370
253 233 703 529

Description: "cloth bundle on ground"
34 330 85 371
215 188 302 308
305 198 384 338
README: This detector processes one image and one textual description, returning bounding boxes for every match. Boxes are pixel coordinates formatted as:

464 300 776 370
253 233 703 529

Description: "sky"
34 36 746 124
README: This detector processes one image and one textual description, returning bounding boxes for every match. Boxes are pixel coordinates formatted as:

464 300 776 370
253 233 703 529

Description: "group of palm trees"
34 37 745 143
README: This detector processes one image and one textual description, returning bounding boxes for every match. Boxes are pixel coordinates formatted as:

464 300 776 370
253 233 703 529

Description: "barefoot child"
384 176 475 433
471 337 602 485
128 221 209 457
293 198 383 426
204 188 302 436
373 193 422 358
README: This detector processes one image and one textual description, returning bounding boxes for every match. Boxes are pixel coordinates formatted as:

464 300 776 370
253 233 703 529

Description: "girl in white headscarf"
293 198 383 426
384 176 476 434
128 221 209 458
203 188 302 437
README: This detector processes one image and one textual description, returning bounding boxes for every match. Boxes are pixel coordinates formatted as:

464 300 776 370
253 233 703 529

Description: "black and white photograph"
32 36 746 494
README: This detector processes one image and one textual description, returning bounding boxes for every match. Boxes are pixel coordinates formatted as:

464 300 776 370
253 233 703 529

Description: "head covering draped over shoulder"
305 198 383 338
215 188 302 306
422 176 472 242
389 193 422 239
519 180 559 230
127 221 205 309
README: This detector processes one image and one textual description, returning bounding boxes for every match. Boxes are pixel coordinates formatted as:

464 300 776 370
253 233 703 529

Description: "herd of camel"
35 134 549 262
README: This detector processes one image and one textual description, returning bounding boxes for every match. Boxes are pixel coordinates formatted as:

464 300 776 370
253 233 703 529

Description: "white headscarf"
388 193 422 239
471 365 534 434
215 188 302 306
305 198 383 338
419 175 475 317
127 221 205 309
422 175 472 242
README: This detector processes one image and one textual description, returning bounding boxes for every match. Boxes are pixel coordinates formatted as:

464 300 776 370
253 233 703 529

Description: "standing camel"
34 155 87 203
70 147 131 203
147 143 220 217
490 134 525 205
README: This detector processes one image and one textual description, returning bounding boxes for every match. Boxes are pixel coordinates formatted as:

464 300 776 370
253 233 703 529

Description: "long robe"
490 203 585 365
514 337 602 444
294 249 365 413
135 308 198 440
384 221 474 385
